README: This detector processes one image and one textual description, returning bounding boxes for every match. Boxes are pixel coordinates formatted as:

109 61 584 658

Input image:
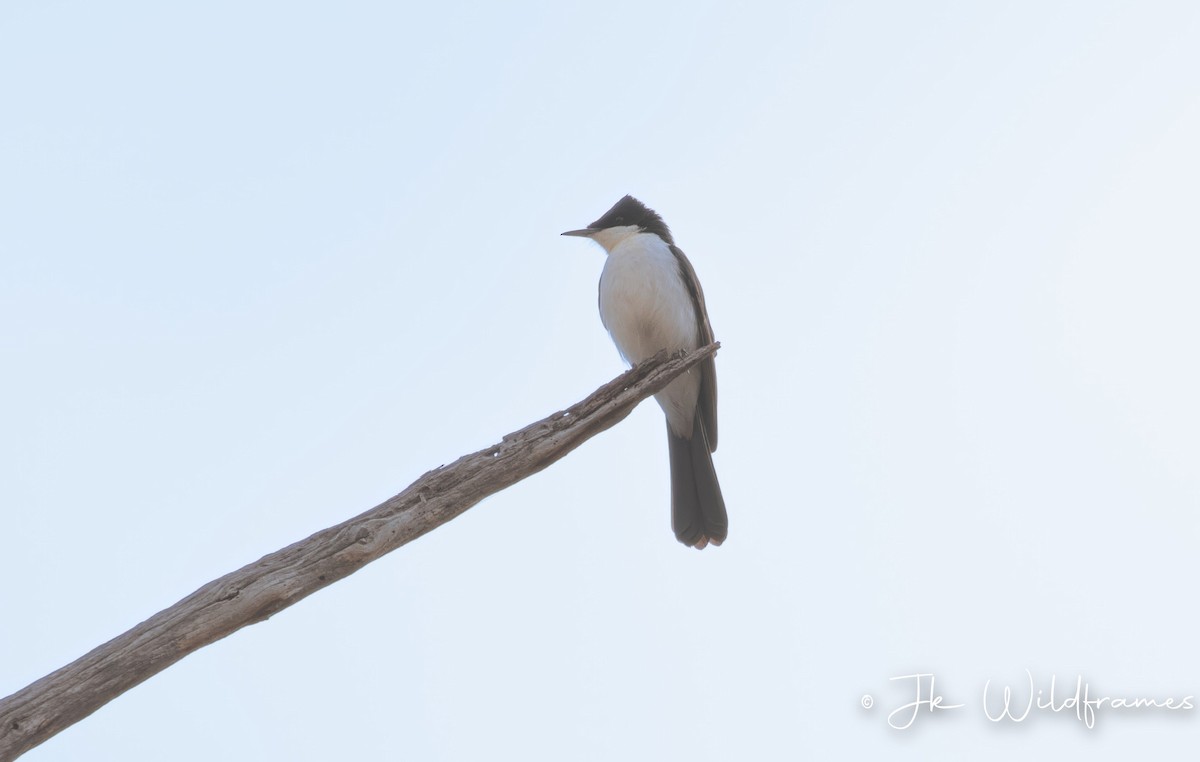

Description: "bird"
562 195 727 549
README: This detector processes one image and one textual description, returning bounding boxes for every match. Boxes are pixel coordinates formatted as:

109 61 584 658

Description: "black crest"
588 195 674 244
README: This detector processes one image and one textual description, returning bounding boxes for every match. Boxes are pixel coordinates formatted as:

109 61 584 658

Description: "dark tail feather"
667 413 727 549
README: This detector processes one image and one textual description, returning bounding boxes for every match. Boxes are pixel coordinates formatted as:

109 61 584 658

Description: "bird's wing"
670 244 718 452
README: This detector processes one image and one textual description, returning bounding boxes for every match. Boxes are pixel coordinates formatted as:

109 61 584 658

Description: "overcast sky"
3 1 1199 759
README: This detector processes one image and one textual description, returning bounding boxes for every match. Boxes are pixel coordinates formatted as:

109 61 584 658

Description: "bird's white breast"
598 232 700 435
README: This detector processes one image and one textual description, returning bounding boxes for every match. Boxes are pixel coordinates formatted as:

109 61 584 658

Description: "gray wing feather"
669 244 718 452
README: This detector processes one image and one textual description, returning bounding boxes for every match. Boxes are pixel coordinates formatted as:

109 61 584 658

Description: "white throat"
589 224 642 253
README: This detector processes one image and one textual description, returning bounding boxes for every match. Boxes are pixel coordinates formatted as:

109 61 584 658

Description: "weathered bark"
0 344 718 760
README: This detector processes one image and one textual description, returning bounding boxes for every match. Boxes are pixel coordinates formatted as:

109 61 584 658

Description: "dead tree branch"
0 343 718 761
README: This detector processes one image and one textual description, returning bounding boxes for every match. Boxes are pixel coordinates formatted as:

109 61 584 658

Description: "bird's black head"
587 195 674 244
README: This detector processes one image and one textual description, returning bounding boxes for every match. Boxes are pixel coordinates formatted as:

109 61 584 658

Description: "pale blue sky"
3 1 1199 759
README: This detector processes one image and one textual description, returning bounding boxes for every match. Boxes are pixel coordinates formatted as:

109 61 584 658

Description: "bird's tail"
668 412 727 549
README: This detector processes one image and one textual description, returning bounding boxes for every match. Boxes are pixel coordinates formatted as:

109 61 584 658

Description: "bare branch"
0 344 718 761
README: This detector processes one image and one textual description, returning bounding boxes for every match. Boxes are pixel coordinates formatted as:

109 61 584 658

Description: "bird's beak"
561 228 597 238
